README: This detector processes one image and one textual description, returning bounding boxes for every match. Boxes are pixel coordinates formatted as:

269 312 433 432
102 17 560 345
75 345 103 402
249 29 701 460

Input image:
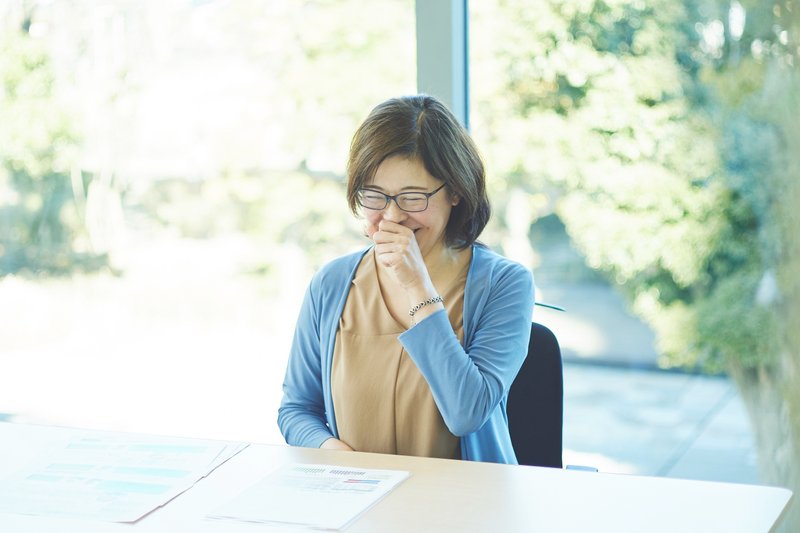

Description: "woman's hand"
320 438 354 451
372 220 431 291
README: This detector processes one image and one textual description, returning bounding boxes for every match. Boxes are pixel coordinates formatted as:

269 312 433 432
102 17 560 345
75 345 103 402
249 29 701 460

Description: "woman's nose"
382 199 407 222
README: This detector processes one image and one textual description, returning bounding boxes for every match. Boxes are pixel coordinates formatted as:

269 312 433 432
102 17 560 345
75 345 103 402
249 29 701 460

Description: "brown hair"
346 94 490 249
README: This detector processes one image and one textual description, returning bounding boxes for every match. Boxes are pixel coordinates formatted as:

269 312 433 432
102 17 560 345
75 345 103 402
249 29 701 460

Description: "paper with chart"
0 431 247 522
208 463 410 530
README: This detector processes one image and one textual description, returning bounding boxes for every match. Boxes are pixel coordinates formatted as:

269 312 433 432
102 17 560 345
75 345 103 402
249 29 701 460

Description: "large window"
466 0 799 487
3 0 793 496
0 0 415 444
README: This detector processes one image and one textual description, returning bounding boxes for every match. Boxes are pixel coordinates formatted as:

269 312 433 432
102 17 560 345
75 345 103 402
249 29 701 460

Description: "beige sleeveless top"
331 250 468 459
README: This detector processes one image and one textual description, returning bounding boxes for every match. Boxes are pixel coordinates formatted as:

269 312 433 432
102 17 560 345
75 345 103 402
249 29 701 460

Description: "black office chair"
507 322 564 468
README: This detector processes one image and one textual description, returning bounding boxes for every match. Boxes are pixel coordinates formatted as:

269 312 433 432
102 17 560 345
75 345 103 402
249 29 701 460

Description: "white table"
0 423 793 532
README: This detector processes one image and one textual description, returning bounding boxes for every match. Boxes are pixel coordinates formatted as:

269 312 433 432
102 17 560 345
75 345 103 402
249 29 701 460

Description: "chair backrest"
507 322 564 468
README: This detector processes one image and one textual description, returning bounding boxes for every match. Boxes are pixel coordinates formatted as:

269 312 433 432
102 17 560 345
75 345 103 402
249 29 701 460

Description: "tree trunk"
728 358 799 531
728 107 800 529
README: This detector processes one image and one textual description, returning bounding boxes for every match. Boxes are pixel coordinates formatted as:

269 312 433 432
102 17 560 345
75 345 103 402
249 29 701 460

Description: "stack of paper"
0 432 247 523
208 463 410 530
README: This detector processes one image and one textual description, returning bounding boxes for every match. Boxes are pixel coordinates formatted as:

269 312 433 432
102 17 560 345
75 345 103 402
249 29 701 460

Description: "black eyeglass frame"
356 183 447 213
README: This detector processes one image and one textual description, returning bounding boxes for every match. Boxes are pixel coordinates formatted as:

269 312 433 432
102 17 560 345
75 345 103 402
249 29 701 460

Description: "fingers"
377 219 410 234
320 438 354 451
373 244 403 268
364 219 399 239
373 221 414 245
372 221 425 289
372 231 411 246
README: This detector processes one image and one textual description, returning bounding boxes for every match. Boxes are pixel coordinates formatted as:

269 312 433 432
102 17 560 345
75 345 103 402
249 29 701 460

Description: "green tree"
472 1 799 528
0 24 102 275
695 1 800 528
2 1 414 276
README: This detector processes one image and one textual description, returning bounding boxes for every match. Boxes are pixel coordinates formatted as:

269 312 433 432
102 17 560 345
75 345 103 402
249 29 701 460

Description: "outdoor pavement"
535 282 761 485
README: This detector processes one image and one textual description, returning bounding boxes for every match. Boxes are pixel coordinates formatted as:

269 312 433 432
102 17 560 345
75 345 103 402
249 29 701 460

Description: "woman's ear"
451 194 461 207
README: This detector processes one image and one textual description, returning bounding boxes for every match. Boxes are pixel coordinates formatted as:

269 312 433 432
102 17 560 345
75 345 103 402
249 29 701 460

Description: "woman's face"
362 155 459 256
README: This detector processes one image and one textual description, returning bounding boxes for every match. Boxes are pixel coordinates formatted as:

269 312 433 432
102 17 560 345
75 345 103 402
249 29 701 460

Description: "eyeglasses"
356 184 446 213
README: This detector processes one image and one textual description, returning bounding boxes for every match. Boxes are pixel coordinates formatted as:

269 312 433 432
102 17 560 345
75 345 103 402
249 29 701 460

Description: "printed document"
208 463 410 530
0 432 247 523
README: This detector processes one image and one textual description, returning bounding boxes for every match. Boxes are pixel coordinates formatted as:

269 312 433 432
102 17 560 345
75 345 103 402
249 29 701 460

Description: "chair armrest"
565 464 599 472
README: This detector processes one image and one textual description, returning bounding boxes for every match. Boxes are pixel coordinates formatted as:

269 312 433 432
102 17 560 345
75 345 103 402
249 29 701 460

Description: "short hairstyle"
346 94 491 249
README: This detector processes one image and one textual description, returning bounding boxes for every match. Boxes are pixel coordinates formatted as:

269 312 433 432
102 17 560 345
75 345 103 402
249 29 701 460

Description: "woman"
278 95 534 463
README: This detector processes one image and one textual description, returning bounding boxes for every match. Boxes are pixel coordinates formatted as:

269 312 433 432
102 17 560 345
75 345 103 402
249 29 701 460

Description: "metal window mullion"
415 0 469 129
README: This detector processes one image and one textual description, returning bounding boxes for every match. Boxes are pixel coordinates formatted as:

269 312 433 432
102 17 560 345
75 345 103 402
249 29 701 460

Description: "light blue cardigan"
277 244 534 464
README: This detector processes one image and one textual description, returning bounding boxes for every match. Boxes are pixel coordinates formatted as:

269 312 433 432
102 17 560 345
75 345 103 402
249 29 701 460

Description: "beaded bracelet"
409 295 444 325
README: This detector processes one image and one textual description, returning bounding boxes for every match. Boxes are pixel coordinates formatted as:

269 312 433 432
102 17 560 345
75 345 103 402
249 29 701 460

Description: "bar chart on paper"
0 427 247 523
207 463 410 530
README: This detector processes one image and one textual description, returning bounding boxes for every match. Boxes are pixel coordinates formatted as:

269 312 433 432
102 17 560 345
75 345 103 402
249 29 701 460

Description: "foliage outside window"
471 1 799 529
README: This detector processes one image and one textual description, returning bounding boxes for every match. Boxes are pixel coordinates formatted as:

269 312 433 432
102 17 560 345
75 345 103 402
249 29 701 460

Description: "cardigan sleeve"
398 261 533 436
277 279 335 448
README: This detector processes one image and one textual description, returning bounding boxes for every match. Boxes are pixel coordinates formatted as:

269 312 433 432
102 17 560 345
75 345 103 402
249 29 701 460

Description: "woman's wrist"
408 295 444 326
401 267 443 326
